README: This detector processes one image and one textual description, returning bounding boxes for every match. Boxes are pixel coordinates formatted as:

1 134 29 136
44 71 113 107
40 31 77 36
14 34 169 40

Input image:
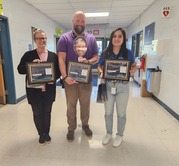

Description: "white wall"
86 24 118 38
3 0 66 100
128 0 179 115
85 24 128 39
3 0 179 117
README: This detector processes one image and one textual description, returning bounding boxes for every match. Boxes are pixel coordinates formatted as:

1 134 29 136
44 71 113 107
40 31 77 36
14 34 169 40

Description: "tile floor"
0 82 179 166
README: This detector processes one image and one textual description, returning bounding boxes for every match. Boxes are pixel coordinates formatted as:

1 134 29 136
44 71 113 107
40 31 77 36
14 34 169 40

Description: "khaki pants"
64 82 92 131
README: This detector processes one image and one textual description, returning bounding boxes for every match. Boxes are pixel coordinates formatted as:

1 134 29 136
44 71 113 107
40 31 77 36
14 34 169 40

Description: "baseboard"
152 95 179 121
133 78 141 87
16 95 27 103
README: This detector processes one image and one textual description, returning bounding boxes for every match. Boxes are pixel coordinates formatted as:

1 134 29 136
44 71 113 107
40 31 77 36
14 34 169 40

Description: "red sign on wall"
162 7 170 18
93 30 99 35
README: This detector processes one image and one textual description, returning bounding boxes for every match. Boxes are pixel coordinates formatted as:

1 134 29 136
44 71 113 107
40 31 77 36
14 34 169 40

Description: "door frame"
0 15 16 104
131 30 143 58
0 51 6 104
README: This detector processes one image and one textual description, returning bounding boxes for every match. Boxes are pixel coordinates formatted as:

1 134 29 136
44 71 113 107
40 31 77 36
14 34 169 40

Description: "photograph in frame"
144 22 155 45
104 59 131 81
67 61 91 83
26 62 55 84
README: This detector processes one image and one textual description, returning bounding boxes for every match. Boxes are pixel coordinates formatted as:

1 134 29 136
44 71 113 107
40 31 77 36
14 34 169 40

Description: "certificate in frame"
67 61 91 83
26 62 55 84
104 59 131 81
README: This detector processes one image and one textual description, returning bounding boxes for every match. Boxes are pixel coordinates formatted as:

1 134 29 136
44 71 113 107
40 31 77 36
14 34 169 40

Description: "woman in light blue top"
98 27 137 147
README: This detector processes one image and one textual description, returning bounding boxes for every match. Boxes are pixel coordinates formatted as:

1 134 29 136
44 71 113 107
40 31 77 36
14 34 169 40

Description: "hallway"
0 82 179 166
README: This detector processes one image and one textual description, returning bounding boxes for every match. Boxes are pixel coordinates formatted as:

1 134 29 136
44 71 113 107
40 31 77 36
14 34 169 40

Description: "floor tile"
0 81 179 166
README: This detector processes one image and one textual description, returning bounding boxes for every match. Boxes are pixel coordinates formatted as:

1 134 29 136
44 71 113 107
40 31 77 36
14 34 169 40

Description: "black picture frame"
104 59 131 81
26 62 55 84
67 61 91 83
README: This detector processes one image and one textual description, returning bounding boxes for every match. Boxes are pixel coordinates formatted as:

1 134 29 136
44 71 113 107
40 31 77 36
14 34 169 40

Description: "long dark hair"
104 27 128 59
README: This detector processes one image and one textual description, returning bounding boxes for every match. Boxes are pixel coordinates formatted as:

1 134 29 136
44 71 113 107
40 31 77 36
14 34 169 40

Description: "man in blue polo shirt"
57 11 99 142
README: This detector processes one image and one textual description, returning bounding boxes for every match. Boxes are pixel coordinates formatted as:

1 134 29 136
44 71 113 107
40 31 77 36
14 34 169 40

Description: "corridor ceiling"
25 0 157 29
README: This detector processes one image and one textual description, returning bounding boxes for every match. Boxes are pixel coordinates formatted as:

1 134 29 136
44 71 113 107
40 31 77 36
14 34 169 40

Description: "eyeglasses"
35 37 47 41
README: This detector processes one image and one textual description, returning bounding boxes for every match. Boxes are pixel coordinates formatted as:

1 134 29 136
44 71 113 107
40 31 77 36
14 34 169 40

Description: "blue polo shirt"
98 49 135 67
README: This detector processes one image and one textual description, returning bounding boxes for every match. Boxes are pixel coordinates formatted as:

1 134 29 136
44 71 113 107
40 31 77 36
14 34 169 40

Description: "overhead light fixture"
85 12 109 17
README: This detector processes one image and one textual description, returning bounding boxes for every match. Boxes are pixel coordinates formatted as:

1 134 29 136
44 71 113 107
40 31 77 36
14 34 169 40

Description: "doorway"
132 31 143 58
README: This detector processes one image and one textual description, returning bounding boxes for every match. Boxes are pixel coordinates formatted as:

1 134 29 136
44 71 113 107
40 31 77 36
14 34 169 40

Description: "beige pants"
64 82 92 131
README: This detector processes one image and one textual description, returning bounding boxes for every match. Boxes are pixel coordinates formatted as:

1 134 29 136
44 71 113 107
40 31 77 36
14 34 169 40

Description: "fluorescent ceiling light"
85 12 109 17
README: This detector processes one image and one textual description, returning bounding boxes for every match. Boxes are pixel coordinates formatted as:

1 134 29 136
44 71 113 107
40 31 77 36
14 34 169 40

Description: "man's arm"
58 52 67 79
88 53 99 65
58 51 77 85
80 53 99 64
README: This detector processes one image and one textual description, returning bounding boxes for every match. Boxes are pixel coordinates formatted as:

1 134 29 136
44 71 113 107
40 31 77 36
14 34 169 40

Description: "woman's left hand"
33 59 42 63
130 62 137 76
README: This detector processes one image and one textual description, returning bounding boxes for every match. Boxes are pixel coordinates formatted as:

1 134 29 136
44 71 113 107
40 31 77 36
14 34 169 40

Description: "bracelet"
63 75 68 81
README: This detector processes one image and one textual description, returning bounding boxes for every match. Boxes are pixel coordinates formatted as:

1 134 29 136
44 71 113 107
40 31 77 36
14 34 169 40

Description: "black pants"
31 95 53 136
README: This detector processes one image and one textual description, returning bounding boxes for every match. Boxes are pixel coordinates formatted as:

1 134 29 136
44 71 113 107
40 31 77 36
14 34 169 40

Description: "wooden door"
0 51 6 104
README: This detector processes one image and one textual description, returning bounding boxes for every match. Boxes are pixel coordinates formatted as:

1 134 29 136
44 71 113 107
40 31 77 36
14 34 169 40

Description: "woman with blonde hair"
18 29 60 145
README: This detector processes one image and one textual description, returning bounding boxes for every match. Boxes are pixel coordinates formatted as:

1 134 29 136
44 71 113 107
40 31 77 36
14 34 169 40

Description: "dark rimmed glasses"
35 37 47 41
